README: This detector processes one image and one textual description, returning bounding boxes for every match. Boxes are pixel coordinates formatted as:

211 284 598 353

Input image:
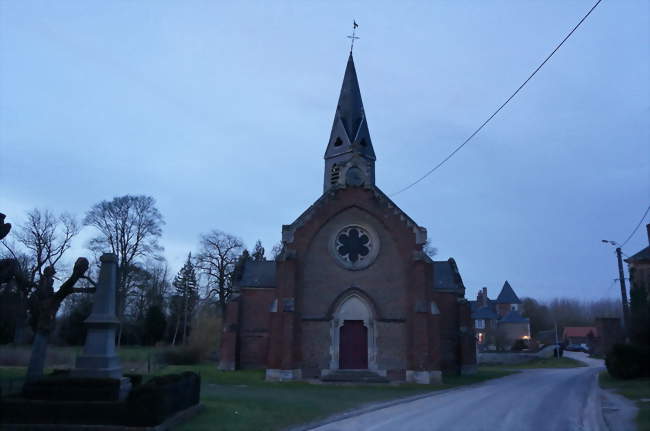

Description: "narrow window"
334 137 343 147
330 164 340 185
359 138 367 147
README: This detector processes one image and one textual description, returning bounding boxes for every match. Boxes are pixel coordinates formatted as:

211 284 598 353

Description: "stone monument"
73 253 131 397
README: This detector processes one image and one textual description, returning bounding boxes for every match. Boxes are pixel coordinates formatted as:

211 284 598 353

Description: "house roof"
471 306 499 320
562 326 598 339
499 310 529 323
239 260 276 288
432 259 465 291
625 246 650 263
496 281 521 304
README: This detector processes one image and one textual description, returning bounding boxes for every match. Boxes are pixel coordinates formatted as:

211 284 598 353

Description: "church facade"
219 54 476 384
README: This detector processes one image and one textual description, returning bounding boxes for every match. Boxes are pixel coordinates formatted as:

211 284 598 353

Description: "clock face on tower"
345 166 365 186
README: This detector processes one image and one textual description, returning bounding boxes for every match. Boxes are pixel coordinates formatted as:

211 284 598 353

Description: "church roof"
625 245 650 263
496 281 521 304
238 260 276 288
324 54 376 161
432 259 465 291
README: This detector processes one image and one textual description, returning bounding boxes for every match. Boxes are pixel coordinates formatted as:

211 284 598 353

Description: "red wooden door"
339 320 368 369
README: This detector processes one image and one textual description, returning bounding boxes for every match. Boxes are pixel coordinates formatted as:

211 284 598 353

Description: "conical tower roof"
324 54 376 161
496 281 521 304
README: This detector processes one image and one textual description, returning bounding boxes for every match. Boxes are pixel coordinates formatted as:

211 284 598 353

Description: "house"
470 281 530 350
562 326 598 347
217 53 477 384
625 224 650 302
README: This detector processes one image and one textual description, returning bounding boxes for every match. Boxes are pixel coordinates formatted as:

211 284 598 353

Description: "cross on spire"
347 20 359 54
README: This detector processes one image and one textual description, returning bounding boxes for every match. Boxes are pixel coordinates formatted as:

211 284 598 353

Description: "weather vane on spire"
347 20 359 54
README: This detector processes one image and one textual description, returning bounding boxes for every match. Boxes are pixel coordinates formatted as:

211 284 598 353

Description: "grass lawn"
156 365 514 431
481 356 586 370
599 371 650 431
1 359 514 431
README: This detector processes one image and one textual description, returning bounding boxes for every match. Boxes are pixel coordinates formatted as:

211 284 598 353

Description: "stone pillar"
73 254 126 383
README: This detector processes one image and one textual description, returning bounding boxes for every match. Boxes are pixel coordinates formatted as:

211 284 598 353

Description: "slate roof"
499 310 529 324
496 281 521 304
625 246 650 263
324 53 376 161
432 259 465 291
238 260 276 288
472 306 499 320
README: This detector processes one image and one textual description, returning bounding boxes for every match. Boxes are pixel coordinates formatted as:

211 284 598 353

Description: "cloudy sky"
1 1 648 301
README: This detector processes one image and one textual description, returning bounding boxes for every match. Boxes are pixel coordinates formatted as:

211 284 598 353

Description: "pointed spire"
325 54 375 161
496 281 522 304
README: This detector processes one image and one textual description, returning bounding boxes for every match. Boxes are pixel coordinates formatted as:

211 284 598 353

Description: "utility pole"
615 247 630 334
602 240 630 337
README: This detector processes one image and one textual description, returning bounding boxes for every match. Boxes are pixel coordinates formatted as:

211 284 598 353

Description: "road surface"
310 352 607 431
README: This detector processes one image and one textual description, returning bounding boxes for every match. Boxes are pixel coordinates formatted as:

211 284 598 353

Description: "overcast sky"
1 1 648 302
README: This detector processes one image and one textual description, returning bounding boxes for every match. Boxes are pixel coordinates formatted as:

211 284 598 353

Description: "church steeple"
324 54 376 192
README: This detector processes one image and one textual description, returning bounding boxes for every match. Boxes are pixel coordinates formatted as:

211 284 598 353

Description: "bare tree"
6 208 79 286
1 209 80 343
271 242 283 260
0 212 91 379
84 195 164 344
195 230 244 316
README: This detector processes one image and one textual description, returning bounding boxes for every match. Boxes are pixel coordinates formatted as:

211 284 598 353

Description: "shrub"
159 345 202 365
22 375 122 401
605 343 650 379
127 372 200 426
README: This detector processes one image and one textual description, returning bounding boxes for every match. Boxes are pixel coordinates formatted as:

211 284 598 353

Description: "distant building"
562 326 598 346
470 281 530 350
625 224 650 301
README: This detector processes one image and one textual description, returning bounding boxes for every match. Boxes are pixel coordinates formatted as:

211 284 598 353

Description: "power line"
390 0 603 197
620 204 650 248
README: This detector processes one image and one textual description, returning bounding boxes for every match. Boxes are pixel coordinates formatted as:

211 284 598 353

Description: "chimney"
482 287 488 306
647 223 650 246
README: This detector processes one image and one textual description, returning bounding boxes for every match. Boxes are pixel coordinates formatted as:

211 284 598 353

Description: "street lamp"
601 239 630 336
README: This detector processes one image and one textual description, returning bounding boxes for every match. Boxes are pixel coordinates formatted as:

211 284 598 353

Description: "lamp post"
601 240 630 336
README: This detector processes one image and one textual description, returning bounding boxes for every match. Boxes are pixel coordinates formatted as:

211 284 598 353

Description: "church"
219 54 477 384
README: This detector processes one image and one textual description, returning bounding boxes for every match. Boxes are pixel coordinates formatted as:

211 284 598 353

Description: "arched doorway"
328 294 377 371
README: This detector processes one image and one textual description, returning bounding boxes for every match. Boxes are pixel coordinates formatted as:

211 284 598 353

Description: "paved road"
310 352 607 431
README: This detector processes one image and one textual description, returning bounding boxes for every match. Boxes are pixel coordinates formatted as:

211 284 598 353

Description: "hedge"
605 343 650 380
1 372 200 426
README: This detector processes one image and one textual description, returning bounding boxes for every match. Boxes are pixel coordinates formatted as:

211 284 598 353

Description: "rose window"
332 225 378 269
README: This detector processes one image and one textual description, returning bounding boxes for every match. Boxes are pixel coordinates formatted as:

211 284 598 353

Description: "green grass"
600 371 650 431
481 356 587 370
154 365 514 431
0 366 27 380
0 360 514 431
